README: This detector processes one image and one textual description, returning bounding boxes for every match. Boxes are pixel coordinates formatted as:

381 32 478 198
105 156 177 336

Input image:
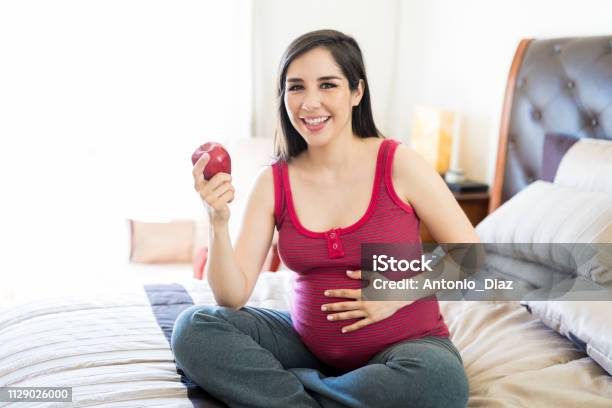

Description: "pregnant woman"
172 29 475 408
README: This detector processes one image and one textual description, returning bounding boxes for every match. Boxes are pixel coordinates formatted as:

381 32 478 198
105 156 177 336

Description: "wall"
390 0 612 183
0 0 252 292
251 0 400 140
2 0 611 298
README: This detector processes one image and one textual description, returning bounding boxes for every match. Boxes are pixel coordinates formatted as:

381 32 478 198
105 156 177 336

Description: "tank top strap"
380 138 416 214
271 159 286 229
380 138 399 184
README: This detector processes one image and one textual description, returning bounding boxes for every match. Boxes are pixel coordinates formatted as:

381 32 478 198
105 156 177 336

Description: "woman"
172 29 475 408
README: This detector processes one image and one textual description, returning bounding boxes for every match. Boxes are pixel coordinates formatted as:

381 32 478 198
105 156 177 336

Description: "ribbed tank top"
271 138 449 372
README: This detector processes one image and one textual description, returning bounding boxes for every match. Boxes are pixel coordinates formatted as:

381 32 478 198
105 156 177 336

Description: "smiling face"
283 47 364 148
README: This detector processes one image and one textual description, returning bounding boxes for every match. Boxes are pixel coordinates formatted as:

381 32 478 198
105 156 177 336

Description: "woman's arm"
382 145 484 300
392 144 480 244
206 166 276 310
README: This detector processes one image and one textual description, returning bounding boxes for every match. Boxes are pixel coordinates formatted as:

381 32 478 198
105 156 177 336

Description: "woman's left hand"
322 270 414 333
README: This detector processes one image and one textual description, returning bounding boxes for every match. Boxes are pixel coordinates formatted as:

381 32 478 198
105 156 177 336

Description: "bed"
2 35 612 407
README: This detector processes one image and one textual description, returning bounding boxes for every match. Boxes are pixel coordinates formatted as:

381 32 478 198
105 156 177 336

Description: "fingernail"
321 306 327 311
342 329 347 333
324 291 330 296
327 315 334 320
346 270 353 274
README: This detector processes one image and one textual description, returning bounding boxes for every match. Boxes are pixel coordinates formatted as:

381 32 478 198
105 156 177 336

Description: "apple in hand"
191 142 232 181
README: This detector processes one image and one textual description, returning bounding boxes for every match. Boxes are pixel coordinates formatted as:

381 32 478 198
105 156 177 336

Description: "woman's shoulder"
259 165 275 190
391 142 445 201
248 165 275 210
393 141 417 159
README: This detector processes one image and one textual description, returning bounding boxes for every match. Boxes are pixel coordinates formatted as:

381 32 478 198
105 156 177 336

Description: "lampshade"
410 106 459 174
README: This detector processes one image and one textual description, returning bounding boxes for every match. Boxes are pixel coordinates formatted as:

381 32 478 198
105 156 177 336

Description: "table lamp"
410 106 464 182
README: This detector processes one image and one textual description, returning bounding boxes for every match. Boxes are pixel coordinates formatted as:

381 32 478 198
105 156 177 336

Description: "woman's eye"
287 83 336 92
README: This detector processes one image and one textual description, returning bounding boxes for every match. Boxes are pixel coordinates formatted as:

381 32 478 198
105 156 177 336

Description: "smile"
301 116 331 131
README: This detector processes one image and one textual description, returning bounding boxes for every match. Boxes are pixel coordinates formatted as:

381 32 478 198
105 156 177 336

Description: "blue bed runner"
144 283 227 408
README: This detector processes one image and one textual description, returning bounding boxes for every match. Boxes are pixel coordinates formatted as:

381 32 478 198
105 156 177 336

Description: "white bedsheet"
440 300 612 407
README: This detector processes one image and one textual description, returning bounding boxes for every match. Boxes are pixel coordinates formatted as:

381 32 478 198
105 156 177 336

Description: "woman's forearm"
205 220 248 309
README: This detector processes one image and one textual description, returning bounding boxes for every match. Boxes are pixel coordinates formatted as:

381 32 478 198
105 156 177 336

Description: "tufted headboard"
490 36 612 212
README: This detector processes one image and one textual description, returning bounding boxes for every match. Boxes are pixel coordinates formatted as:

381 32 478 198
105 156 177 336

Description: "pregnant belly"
291 288 449 371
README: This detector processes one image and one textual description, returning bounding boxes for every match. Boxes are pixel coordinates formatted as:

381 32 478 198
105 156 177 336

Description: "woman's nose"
302 90 322 110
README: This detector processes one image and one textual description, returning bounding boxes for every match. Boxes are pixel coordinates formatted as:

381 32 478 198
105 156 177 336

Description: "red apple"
191 142 232 181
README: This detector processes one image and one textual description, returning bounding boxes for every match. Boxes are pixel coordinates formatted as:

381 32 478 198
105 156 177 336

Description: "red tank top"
271 138 449 372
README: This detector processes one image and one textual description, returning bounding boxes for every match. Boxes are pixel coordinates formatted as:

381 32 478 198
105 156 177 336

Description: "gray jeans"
171 305 469 408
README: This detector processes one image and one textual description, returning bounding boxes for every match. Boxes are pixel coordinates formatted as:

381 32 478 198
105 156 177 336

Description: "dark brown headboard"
490 36 612 212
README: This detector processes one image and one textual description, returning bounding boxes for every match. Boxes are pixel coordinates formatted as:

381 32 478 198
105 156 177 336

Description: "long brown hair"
274 29 382 161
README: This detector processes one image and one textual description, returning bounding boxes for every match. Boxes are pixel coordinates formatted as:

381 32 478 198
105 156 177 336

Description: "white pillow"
129 219 195 264
476 181 612 283
555 138 612 196
522 298 612 376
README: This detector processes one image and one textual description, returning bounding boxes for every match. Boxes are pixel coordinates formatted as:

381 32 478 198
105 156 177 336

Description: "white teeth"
303 116 329 125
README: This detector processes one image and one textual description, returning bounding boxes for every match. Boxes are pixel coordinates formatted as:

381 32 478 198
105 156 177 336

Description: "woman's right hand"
192 153 235 225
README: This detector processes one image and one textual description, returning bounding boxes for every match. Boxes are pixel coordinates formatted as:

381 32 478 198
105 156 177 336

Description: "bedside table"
419 191 490 243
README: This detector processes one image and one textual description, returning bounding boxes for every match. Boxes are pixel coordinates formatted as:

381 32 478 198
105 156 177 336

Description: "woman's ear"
352 79 365 107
